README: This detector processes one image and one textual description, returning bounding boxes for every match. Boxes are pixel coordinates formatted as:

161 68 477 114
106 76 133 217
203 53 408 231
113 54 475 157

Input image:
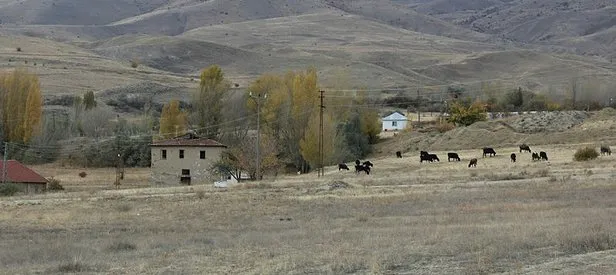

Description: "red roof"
0 160 48 184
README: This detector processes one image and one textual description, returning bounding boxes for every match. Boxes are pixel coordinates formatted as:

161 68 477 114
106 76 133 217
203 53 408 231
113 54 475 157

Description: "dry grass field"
1 144 615 274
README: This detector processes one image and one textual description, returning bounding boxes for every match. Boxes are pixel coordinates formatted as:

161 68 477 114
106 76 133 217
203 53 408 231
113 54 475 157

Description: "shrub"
57 261 93 273
574 147 599 161
106 241 137 252
130 59 139 68
78 171 87 178
16 47 21 52
47 177 64 191
436 122 455 133
448 100 487 126
0 183 21 196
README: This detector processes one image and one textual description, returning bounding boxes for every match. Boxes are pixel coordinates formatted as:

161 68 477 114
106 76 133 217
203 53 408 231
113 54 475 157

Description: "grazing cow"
355 159 361 165
447 152 460 162
355 164 370 175
519 144 531 153
428 154 440 162
483 147 496 158
531 152 541 161
600 146 612 156
468 158 477 167
420 153 433 163
338 163 349 171
540 151 548 161
363 161 374 168
396 151 403 158
510 153 516 162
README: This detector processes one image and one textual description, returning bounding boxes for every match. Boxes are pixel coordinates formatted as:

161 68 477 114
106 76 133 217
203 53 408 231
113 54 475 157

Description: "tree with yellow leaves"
0 68 42 143
159 100 187 139
448 100 487 126
299 112 337 168
192 65 230 138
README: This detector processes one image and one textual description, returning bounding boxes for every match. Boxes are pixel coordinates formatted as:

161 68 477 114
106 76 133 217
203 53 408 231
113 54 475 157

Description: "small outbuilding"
382 111 408 132
0 160 48 193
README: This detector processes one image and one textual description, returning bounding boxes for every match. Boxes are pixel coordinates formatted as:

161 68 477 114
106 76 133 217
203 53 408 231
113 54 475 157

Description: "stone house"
150 133 227 185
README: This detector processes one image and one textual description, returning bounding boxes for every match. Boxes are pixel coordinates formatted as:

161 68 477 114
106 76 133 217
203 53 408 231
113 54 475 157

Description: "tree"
0 68 43 143
448 100 487 126
192 65 231 138
299 112 336 168
82 90 97 110
159 100 187 139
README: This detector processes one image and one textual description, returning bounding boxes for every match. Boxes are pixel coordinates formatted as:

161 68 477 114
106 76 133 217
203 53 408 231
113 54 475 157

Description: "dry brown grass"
0 144 615 274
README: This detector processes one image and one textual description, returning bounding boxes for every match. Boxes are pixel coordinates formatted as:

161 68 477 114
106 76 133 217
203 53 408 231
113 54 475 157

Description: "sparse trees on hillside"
0 68 43 143
448 100 487 126
83 90 97 110
192 65 231 138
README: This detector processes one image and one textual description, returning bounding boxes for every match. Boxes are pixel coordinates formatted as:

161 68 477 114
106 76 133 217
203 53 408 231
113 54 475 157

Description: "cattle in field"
428 154 440 162
468 158 477 167
363 161 374 168
531 152 540 161
601 146 612 156
510 153 516 162
338 163 349 171
447 152 460 162
540 151 548 161
420 154 432 163
355 164 370 175
519 144 531 153
483 147 496 157
396 151 402 158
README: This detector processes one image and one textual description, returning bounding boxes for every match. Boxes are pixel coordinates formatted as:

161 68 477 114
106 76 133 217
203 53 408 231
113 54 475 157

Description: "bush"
16 47 21 52
78 171 87 178
130 59 139 68
47 177 64 191
448 100 487 126
574 147 599 161
106 241 137 252
0 183 21 196
436 121 455 133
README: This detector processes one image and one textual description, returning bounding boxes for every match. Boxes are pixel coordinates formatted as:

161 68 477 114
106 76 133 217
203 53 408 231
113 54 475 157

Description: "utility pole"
318 90 325 177
249 92 267 181
2 142 7 184
416 89 421 128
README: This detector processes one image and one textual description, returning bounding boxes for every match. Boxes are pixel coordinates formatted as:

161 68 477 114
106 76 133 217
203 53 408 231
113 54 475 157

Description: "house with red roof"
150 132 227 185
0 160 48 193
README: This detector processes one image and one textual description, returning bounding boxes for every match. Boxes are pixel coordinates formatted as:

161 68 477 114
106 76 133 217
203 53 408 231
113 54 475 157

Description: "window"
200 150 206 159
392 121 398 127
181 169 190 176
180 169 191 185
161 150 167 160
179 150 184 159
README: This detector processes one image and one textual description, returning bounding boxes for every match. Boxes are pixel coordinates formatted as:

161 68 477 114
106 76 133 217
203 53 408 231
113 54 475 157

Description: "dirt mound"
507 111 590 133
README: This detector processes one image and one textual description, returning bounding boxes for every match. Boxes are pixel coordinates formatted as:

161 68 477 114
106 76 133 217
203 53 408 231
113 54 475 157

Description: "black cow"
420 153 434 163
420 151 429 157
483 147 496 157
447 152 460 162
531 152 540 161
338 163 349 171
600 146 612 156
396 151 402 158
355 159 361 166
428 154 440 162
468 158 477 167
519 144 531 153
363 161 374 167
355 164 370 175
540 151 548 161
510 153 516 162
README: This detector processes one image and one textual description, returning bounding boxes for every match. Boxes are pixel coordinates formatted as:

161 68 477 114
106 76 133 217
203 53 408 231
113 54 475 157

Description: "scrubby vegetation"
574 147 599 161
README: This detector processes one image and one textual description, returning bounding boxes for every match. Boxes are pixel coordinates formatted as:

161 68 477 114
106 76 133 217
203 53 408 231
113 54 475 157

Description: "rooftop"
0 160 48 184
151 133 227 148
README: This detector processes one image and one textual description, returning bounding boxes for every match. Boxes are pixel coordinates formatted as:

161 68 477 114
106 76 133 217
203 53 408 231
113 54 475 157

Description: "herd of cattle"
337 144 612 175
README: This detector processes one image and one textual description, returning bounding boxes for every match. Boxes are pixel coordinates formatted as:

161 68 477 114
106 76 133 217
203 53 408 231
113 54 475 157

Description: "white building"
382 111 408 132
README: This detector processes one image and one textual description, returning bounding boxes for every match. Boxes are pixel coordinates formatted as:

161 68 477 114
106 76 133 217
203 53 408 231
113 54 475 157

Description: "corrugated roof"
151 137 227 147
0 160 48 184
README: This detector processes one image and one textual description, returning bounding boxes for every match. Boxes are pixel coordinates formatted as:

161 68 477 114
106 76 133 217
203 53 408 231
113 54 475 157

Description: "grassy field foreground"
1 145 615 274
